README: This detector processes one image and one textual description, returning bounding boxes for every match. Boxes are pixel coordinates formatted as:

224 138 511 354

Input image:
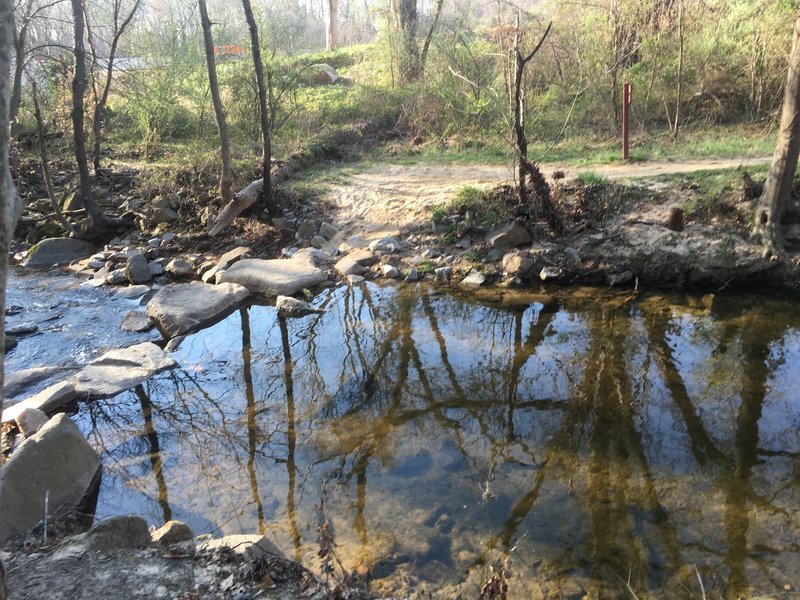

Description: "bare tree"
198 0 233 211
83 0 142 172
754 12 800 249
1 0 22 455
241 0 279 218
391 0 445 82
325 0 339 50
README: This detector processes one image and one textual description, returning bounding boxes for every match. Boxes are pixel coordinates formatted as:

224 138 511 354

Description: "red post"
622 82 632 160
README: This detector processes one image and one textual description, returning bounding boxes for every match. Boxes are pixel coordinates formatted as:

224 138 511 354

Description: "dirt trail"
326 156 771 240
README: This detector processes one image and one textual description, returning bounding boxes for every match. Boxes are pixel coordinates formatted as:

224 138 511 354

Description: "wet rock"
1 380 78 423
117 285 150 300
14 408 48 438
295 220 316 241
382 264 400 278
275 295 325 317
121 311 154 332
147 282 250 338
319 222 338 240
4 367 77 399
219 258 326 296
460 270 486 289
4 337 17 353
347 274 366 285
73 342 177 397
82 516 151 552
335 256 364 277
22 238 96 267
310 235 327 249
405 269 420 282
126 254 152 284
106 269 129 286
369 236 402 253
0 413 101 545
166 258 194 277
198 535 283 560
5 322 38 336
434 267 452 281
151 520 193 545
607 269 635 287
502 250 535 277
488 222 531 249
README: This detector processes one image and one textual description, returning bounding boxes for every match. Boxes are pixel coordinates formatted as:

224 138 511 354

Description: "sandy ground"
326 157 771 240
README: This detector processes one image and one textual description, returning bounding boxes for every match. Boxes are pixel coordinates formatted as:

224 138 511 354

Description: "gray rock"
347 274 366 285
87 259 106 270
335 256 364 277
151 195 171 210
151 207 177 223
147 238 161 249
73 342 177 397
121 311 154 332
83 516 151 552
116 285 150 300
198 535 283 560
4 337 17 352
405 269 420 282
1 380 78 424
295 220 316 241
502 251 535 277
105 269 129 286
292 248 330 268
488 222 531 249
271 217 293 233
15 408 49 438
202 247 251 283
147 282 250 338
607 270 635 287
0 414 101 545
319 222 338 240
6 322 37 336
381 264 400 278
151 520 194 545
166 258 194 277
275 295 325 317
161 232 177 243
219 258 326 296
148 262 165 277
4 367 77 399
368 236 402 253
23 238 96 267
310 235 326 249
460 270 486 289
348 249 378 267
434 267 452 281
126 254 151 284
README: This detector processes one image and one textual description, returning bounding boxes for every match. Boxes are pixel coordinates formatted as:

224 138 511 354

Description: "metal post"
623 82 632 160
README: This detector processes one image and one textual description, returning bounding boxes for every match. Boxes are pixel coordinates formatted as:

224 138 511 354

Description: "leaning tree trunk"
755 12 800 249
241 0 279 219
70 0 118 236
199 0 233 209
392 0 420 83
0 0 22 456
325 0 339 51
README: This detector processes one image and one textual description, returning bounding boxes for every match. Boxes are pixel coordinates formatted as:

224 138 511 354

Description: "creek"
53 280 800 598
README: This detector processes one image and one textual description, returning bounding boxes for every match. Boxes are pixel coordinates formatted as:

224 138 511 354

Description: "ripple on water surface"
74 283 800 599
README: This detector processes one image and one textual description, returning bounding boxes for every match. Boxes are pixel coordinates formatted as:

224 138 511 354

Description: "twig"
694 566 706 600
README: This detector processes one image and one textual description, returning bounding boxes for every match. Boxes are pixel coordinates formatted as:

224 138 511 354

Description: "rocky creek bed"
4 160 800 599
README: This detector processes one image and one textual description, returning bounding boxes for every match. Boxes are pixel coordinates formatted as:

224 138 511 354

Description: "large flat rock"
73 342 177 397
147 282 250 338
218 258 326 296
0 413 100 545
22 238 96 267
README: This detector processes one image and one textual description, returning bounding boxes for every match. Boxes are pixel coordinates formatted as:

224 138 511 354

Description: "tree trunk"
199 0 233 207
419 0 444 76
392 0 420 82
0 0 22 455
71 0 117 236
673 0 684 139
241 0 279 218
754 13 800 248
325 0 339 51
9 8 30 137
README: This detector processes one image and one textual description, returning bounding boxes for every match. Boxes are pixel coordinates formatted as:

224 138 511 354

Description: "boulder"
165 258 194 277
335 256 364 277
460 270 486 289
368 237 401 253
151 520 193 545
198 535 283 560
15 408 49 438
0 414 101 545
319 222 338 240
4 366 77 399
117 285 150 300
311 63 339 84
22 238 96 268
219 258 326 296
82 516 151 552
295 220 316 241
147 282 249 338
73 342 177 397
405 269 420 282
148 263 165 277
121 311 154 332
151 207 177 223
126 254 151 284
201 247 251 284
488 222 531 249
310 235 327 249
502 251 535 277
275 295 325 317
348 249 378 267
434 267 452 281
2 380 78 424
381 264 400 278
347 274 365 285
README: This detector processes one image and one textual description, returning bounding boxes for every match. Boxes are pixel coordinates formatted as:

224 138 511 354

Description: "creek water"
70 282 800 599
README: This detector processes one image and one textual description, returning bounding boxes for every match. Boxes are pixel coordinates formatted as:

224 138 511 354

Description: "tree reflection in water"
76 284 800 599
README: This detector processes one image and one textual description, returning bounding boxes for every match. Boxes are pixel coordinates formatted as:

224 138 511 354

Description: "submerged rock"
121 310 154 332
219 258 326 296
0 413 101 545
73 342 177 397
22 238 96 268
147 282 250 338
275 295 325 317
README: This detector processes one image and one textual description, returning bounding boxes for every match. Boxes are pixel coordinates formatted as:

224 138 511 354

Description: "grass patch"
431 185 515 244
575 171 609 185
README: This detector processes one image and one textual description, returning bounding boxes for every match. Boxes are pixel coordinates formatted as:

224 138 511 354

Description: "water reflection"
76 284 800 598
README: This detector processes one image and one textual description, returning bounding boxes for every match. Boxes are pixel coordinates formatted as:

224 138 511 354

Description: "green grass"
575 171 610 185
